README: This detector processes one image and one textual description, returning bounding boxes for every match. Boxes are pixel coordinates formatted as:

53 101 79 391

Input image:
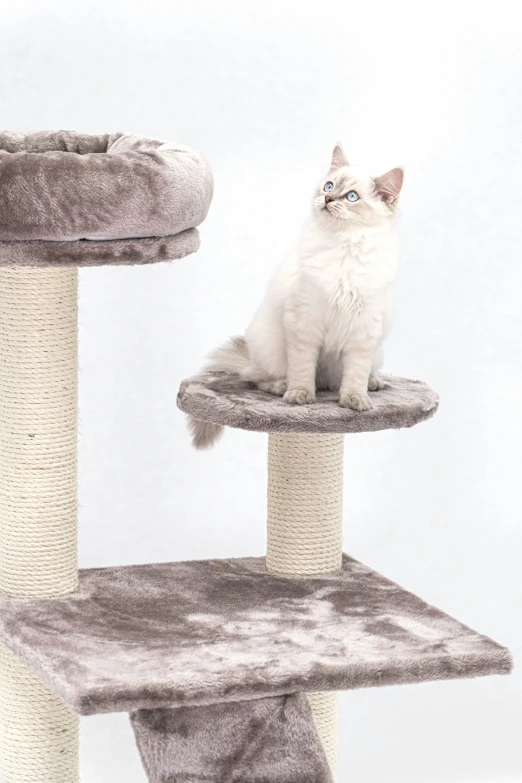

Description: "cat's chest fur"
295 229 396 327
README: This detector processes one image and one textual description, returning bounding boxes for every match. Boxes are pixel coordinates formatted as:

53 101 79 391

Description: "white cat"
189 144 403 449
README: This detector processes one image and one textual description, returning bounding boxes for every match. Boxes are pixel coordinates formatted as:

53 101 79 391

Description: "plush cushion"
0 555 510 715
0 130 213 241
131 695 333 783
177 371 439 434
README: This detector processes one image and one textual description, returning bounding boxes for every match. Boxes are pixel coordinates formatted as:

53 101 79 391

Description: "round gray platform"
177 371 439 435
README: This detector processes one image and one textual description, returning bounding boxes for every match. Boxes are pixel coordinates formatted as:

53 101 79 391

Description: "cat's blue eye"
323 182 334 193
346 190 359 202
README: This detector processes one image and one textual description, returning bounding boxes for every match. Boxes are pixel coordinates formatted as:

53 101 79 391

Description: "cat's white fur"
189 144 403 449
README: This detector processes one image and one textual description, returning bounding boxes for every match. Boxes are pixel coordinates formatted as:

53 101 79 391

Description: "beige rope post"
267 432 344 778
0 267 79 782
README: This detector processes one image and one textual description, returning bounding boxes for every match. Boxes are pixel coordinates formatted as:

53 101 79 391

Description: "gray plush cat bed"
0 130 213 266
177 370 439 433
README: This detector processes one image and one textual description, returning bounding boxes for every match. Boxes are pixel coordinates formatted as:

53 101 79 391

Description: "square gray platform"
0 555 511 715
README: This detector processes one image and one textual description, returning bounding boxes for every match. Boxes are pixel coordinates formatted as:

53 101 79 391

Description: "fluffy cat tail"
187 418 224 450
206 335 250 373
188 336 250 450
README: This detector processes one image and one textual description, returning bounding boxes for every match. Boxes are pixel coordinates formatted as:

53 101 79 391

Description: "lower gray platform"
0 555 511 715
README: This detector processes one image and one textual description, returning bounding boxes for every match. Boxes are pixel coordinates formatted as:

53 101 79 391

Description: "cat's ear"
374 167 404 203
329 143 349 174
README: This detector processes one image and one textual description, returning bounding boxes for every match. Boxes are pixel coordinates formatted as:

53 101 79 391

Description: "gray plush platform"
0 130 213 266
0 555 510 715
177 371 439 434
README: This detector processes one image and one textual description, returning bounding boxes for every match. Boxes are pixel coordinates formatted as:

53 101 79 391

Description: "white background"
1 1 521 781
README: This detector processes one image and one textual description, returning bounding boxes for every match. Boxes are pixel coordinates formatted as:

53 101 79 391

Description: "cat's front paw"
339 391 372 412
283 388 316 405
368 374 385 392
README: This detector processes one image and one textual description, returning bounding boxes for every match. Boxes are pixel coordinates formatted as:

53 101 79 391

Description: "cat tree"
0 130 511 783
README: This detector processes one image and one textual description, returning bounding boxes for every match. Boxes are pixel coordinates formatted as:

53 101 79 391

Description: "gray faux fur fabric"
0 228 199 268
177 371 439 434
131 694 333 783
0 555 510 716
0 130 213 243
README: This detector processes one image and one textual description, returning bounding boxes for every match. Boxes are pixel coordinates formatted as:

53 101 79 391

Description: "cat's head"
312 144 404 227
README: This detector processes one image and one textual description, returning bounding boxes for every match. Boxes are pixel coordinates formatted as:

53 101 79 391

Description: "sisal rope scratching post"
267 432 344 777
0 267 79 782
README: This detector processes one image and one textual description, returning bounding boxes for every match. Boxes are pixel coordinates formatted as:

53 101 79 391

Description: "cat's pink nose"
325 195 333 204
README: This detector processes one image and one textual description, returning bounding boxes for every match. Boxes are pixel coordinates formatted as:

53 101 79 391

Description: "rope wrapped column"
266 432 344 778
0 267 79 782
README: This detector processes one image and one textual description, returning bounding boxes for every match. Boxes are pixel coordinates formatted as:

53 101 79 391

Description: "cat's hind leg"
368 346 385 391
256 378 287 396
242 360 287 397
368 373 385 391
